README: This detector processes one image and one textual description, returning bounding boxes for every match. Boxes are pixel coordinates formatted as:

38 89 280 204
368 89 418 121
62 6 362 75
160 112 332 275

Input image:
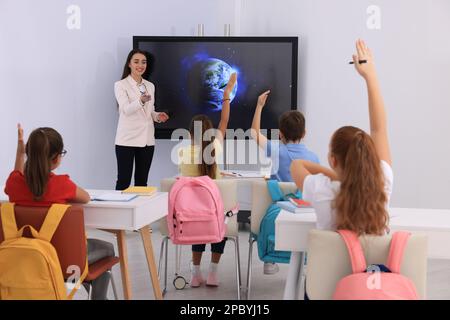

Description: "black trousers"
192 238 227 254
115 145 155 190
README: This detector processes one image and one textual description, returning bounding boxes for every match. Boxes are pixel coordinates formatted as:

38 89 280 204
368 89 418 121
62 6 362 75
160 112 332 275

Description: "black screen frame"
133 36 298 139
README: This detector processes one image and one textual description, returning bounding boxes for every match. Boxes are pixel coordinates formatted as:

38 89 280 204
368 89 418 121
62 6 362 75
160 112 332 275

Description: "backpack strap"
38 204 71 242
337 230 367 273
267 180 285 202
67 257 89 300
1 202 19 241
387 231 411 274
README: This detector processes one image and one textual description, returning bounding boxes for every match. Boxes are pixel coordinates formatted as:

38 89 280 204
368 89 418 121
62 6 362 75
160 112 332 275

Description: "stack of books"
121 186 157 196
276 198 314 214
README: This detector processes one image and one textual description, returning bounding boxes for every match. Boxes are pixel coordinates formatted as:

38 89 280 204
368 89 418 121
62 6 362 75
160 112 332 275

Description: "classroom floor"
74 226 450 300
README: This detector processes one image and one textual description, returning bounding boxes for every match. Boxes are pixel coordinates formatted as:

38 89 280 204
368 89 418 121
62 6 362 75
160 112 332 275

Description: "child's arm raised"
14 124 25 173
251 90 270 149
217 73 237 143
290 160 338 192
353 39 392 165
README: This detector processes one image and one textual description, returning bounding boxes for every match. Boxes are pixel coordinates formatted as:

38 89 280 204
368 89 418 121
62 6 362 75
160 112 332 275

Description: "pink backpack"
333 230 419 300
167 176 225 245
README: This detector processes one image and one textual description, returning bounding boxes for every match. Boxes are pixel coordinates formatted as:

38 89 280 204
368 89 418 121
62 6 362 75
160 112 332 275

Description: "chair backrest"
159 178 238 237
306 229 428 299
0 205 87 279
250 180 297 235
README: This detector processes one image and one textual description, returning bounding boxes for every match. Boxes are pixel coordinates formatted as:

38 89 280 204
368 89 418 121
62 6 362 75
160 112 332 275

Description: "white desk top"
275 207 450 259
86 190 164 208
0 188 169 231
276 207 450 232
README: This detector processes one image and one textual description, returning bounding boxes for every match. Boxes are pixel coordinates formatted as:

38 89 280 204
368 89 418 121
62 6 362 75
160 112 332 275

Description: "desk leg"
139 225 163 300
116 230 132 300
283 251 305 300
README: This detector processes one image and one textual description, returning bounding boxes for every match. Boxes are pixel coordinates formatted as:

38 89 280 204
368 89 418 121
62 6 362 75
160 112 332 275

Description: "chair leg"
246 235 255 300
164 237 169 296
158 236 169 296
85 283 92 300
158 236 165 277
235 237 242 287
109 270 119 300
228 237 241 300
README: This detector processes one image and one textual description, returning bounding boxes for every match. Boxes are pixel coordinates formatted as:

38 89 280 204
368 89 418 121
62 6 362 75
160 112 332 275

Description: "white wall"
0 0 236 190
1 0 449 209
239 0 450 209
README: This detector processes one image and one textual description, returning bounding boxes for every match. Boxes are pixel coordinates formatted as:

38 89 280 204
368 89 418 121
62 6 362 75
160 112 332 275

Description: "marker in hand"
138 83 146 95
349 60 368 65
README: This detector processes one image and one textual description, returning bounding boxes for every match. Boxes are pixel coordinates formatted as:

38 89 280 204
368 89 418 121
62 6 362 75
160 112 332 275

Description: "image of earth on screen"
138 41 295 134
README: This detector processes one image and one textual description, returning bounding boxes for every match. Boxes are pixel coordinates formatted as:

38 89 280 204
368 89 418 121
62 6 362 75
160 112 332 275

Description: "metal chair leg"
158 236 169 296
85 283 92 300
163 237 169 296
109 270 119 300
228 237 241 300
246 235 255 300
235 237 242 287
158 236 166 276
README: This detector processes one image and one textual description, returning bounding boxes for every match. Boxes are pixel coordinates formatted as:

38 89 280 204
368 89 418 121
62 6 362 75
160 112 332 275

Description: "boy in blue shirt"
251 90 319 274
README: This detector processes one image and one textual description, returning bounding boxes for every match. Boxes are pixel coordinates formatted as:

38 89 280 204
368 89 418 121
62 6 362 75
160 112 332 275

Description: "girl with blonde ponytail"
291 40 393 236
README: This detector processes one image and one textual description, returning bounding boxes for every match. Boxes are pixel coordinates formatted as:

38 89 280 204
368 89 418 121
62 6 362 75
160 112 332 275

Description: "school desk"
275 208 450 300
0 189 168 300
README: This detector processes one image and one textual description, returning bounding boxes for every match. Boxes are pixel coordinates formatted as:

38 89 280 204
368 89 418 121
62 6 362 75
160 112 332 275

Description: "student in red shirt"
4 124 114 300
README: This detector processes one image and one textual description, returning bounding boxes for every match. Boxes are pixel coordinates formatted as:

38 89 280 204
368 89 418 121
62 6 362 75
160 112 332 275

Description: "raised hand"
17 123 25 154
223 73 237 99
257 90 271 108
352 39 377 80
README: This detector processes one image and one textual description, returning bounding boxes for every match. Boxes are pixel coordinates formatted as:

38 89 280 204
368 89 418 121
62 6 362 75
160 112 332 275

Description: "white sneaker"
263 262 279 275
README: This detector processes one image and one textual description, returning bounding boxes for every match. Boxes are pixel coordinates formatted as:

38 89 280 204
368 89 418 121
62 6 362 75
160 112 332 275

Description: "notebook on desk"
91 193 138 202
221 171 268 179
276 201 315 214
121 186 157 196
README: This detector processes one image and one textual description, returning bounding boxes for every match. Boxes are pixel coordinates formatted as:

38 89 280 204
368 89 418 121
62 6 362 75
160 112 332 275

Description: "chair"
246 180 298 300
0 204 120 300
306 229 428 299
158 178 242 299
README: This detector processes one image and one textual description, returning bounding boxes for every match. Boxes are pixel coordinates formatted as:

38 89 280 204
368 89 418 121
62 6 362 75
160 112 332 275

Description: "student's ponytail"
331 126 388 235
189 115 218 179
24 128 64 200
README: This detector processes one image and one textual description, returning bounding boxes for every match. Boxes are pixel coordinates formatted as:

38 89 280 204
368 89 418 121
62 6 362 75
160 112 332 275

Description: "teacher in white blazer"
114 49 169 190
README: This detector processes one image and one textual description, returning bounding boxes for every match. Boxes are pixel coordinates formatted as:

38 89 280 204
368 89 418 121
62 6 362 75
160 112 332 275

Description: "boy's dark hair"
278 111 306 142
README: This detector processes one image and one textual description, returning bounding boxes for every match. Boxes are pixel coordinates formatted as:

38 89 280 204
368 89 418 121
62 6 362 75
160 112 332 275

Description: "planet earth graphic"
187 58 238 111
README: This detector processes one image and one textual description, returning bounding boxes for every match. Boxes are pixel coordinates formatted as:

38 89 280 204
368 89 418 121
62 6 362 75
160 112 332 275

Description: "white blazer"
114 75 160 147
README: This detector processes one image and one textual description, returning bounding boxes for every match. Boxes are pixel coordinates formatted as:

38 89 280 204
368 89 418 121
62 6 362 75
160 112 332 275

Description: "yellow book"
121 186 157 196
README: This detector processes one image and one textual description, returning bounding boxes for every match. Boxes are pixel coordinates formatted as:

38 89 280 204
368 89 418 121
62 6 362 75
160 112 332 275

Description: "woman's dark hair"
189 115 217 179
24 128 64 200
121 49 150 80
